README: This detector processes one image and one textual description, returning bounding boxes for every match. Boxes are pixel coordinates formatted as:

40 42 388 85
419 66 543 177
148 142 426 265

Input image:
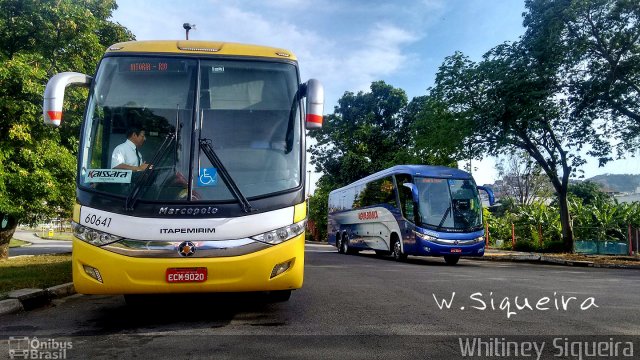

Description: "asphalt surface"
1 243 638 359
9 231 71 256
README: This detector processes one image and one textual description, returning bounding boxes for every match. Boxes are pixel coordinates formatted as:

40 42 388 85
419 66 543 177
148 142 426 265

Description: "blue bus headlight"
72 221 122 246
252 219 306 245
414 231 437 242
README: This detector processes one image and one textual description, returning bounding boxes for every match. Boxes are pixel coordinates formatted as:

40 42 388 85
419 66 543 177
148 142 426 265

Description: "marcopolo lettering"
358 210 379 220
158 206 219 216
160 228 216 234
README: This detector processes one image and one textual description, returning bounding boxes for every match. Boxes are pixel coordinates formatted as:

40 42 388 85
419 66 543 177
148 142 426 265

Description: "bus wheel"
336 237 344 254
265 290 292 303
124 294 149 307
392 239 407 261
444 255 460 265
341 236 350 254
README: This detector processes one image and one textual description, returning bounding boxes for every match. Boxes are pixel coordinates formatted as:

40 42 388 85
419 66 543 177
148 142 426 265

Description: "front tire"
341 235 350 254
336 236 344 254
392 239 407 261
444 255 460 265
265 290 292 303
123 294 155 307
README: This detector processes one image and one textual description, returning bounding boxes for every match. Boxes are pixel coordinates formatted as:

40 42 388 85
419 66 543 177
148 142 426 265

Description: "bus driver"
111 126 150 172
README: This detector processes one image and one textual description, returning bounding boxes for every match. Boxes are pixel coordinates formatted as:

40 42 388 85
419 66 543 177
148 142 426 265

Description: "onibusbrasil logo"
8 336 72 359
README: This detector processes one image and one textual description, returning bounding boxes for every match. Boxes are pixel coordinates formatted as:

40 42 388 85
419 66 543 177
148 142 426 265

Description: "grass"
9 239 30 248
0 254 72 299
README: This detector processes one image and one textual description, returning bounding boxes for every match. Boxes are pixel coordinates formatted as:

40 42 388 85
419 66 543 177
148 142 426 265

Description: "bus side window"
396 174 415 223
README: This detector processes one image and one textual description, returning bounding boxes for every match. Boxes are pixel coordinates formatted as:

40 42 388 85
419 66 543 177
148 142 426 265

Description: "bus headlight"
72 222 122 246
475 236 485 243
414 231 437 242
252 219 306 245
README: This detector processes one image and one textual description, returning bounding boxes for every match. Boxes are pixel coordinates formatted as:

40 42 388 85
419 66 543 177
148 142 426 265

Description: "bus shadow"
75 293 289 336
346 251 483 268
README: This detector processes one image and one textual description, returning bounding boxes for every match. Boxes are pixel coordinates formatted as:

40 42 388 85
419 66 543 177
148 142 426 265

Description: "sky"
110 0 640 190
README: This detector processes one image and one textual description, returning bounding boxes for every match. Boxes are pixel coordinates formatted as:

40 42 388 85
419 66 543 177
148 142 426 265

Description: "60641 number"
84 214 112 228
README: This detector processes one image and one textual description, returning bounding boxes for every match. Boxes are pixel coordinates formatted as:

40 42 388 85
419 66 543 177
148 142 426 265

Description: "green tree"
413 95 472 167
523 0 640 155
422 0 639 252
0 0 133 258
568 181 611 206
423 40 601 251
309 81 411 188
307 180 330 242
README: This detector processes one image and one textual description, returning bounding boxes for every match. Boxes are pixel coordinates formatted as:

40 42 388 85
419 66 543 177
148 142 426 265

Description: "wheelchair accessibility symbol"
198 168 218 187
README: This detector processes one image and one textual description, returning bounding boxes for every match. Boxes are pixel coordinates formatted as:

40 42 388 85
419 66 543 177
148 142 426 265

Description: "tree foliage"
309 81 412 188
419 42 585 250
523 0 640 154
0 0 133 256
415 0 639 251
568 180 611 206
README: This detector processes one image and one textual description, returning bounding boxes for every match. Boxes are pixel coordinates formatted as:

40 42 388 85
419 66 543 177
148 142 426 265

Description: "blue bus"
327 165 494 265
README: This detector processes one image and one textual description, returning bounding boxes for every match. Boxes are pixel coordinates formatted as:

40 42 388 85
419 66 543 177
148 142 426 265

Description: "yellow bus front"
71 203 307 294
42 41 324 299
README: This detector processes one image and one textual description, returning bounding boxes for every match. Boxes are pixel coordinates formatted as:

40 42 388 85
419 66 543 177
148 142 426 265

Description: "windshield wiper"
124 127 179 211
199 138 255 213
437 206 452 228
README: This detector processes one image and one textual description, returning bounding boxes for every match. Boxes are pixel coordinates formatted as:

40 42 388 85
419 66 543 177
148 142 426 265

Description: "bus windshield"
79 56 302 202
415 177 482 231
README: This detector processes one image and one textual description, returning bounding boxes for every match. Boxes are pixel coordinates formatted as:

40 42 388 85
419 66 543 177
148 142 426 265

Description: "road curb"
477 254 640 269
47 282 75 299
0 299 23 315
0 282 76 316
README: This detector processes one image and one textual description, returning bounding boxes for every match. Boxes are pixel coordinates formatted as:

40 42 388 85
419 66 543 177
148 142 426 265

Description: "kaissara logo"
358 211 379 220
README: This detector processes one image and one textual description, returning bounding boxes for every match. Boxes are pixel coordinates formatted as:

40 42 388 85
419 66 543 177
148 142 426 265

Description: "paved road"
1 243 638 358
9 231 71 256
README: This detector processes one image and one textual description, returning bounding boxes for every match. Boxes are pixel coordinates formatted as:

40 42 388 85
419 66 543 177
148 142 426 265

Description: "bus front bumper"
72 235 304 294
415 238 485 257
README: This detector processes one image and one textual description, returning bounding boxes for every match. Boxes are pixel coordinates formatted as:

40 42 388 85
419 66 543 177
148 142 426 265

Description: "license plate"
451 248 462 253
166 267 207 283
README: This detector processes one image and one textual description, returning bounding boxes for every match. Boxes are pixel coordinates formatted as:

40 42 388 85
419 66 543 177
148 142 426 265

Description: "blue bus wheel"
392 239 407 261
444 255 460 265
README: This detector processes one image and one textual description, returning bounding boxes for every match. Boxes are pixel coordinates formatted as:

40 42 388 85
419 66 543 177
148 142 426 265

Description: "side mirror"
303 79 324 129
477 186 495 206
43 72 92 127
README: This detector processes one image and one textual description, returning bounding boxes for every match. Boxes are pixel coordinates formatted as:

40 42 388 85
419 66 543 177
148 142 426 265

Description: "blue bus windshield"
415 177 482 231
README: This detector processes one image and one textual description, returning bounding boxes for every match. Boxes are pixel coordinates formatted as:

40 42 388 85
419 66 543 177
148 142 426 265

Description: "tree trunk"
557 189 574 252
0 213 18 260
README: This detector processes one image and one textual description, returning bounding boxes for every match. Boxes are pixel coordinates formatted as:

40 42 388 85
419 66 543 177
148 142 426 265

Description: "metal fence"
486 223 638 255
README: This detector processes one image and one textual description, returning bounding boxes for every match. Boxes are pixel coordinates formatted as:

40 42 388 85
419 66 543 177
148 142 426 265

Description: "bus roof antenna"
183 23 196 40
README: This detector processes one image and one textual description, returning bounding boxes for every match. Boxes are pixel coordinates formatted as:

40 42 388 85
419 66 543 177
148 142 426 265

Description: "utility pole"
183 23 195 40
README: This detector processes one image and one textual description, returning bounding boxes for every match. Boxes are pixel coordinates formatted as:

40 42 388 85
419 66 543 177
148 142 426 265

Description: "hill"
586 174 640 193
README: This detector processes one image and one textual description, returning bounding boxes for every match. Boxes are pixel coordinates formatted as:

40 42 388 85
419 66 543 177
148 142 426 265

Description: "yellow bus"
43 40 324 302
